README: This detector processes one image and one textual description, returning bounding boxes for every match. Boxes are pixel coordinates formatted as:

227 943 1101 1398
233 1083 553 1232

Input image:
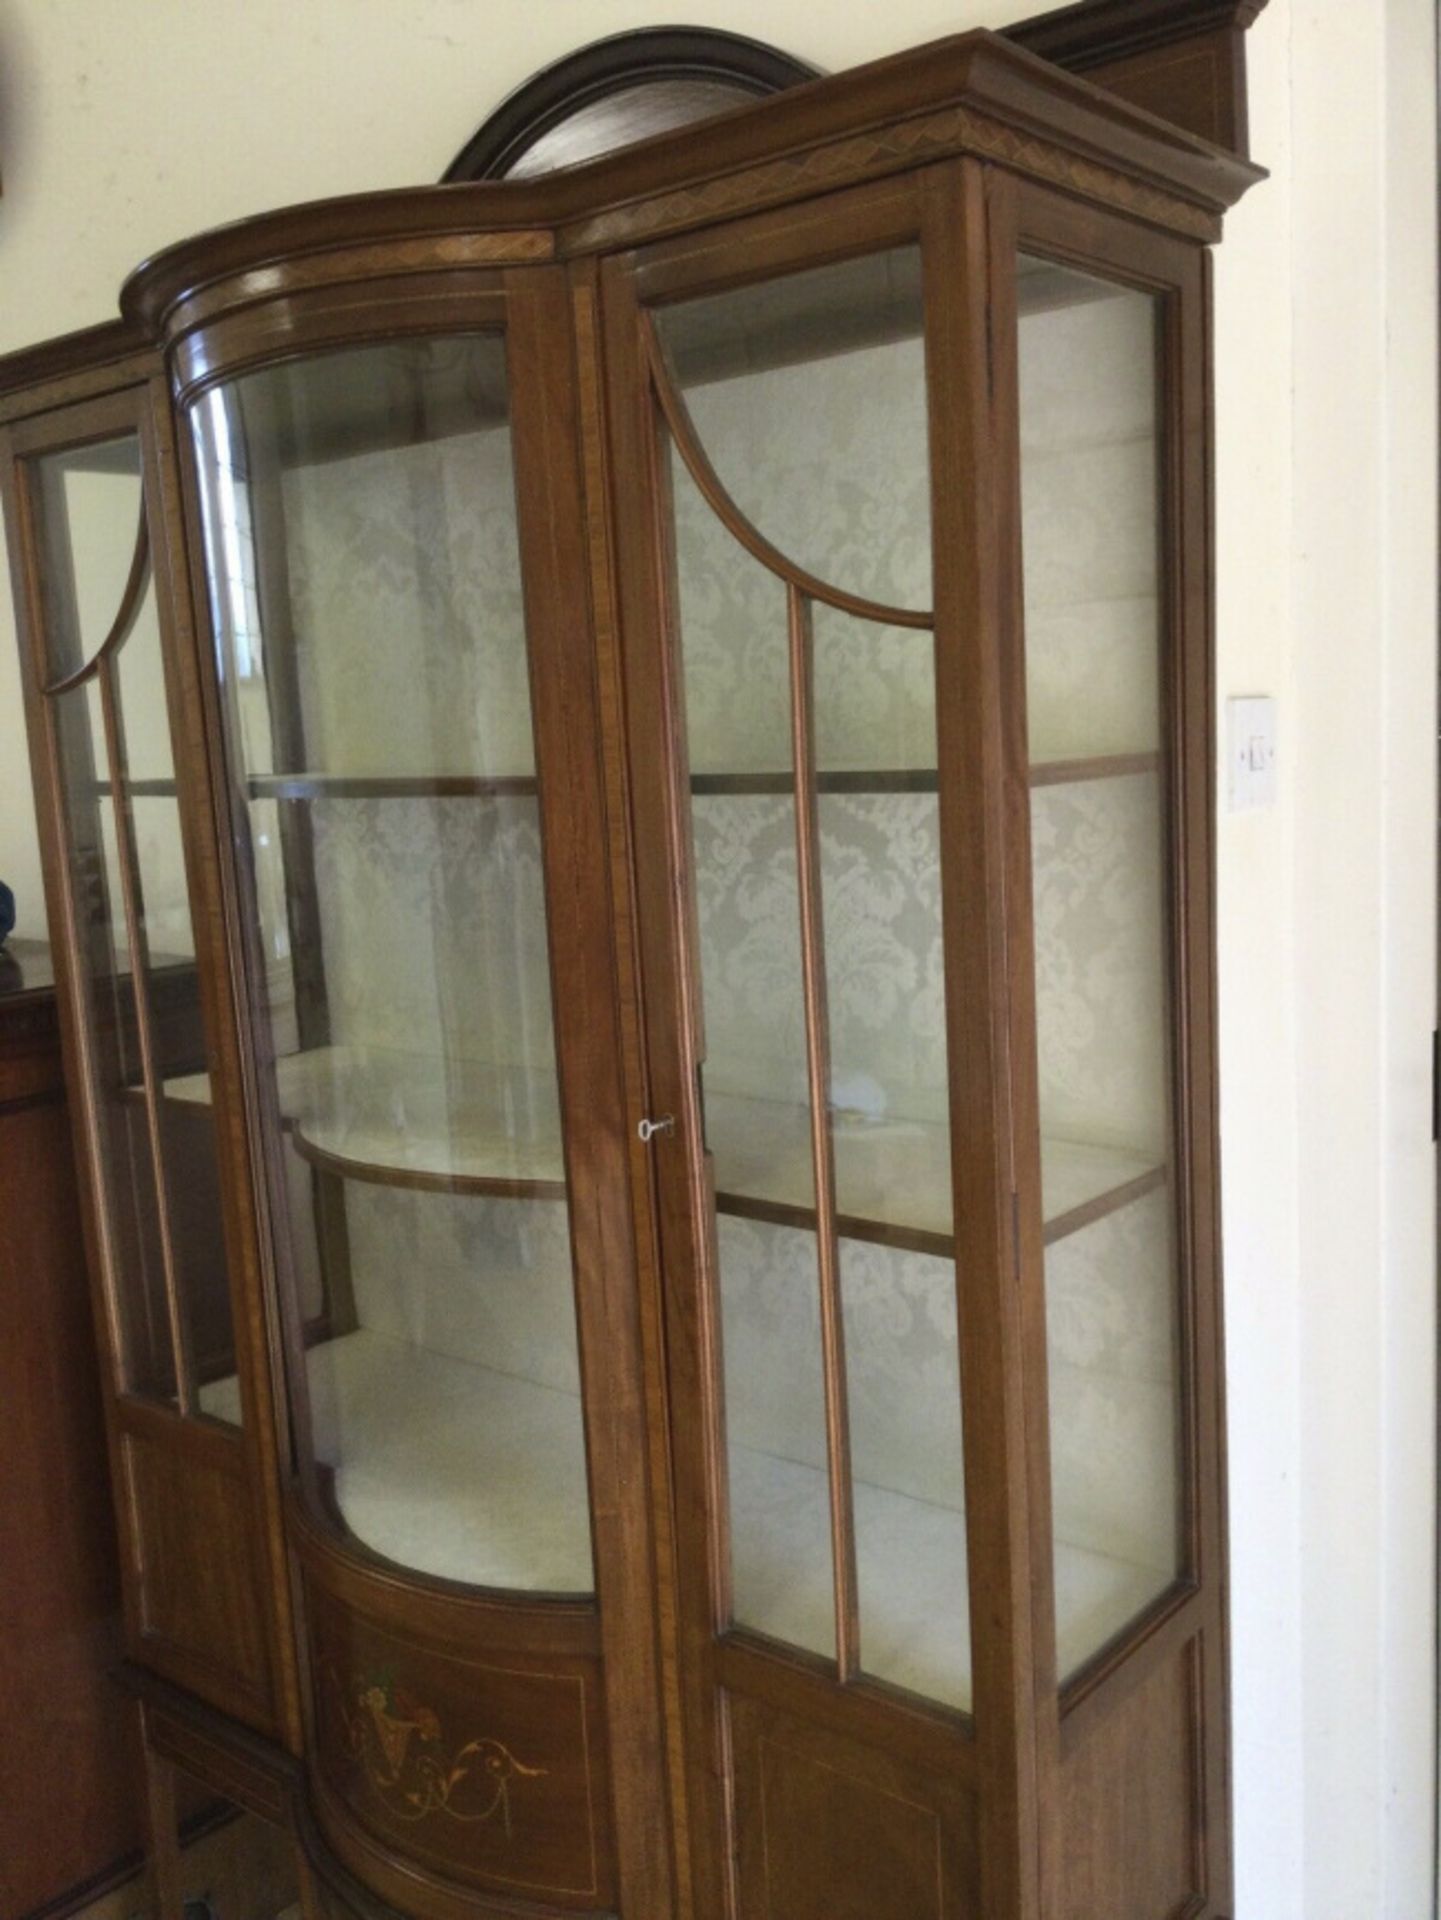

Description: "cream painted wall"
0 1 1435 1914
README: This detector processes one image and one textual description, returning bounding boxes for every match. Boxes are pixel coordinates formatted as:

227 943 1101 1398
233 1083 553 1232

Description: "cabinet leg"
138 1705 184 1920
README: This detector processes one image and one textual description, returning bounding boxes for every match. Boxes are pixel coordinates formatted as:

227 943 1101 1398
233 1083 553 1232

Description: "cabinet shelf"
160 1050 1163 1252
95 754 1159 807
161 1047 567 1200
691 769 939 795
248 773 539 801
704 1090 1164 1252
1028 751 1158 787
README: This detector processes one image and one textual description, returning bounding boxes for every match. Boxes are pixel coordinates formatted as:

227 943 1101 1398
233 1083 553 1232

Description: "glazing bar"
787 580 861 1680
98 654 196 1415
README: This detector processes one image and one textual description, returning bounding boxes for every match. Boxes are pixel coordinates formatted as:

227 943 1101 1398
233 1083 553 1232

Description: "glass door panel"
678 478 834 1661
1017 256 1182 1679
653 245 973 1710
812 607 968 1710
189 336 594 1593
27 432 240 1417
32 437 145 678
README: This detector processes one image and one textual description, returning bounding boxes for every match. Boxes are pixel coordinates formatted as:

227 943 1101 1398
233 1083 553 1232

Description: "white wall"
0 0 1434 1912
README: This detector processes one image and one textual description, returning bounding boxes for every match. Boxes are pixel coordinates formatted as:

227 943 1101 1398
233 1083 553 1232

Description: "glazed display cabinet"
1 22 1262 1920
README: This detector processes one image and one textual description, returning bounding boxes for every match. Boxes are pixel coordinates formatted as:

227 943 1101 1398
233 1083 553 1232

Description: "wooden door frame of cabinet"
141 366 310 1752
596 159 1062 1918
999 177 1232 1915
504 259 678 1920
0 381 304 1748
165 257 680 1920
925 157 1057 1920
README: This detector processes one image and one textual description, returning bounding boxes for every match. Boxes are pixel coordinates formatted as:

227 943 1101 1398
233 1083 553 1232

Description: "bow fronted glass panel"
189 338 595 1592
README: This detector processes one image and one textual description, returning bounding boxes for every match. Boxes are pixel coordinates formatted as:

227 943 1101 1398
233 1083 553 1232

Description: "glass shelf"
162 1047 566 1199
703 1090 1163 1253
162 1050 1162 1250
87 752 1170 804
246 772 538 801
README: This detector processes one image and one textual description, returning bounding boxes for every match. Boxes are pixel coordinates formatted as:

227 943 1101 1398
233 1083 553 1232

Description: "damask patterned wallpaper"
1019 275 1177 1589
282 405 534 781
229 283 1178 1636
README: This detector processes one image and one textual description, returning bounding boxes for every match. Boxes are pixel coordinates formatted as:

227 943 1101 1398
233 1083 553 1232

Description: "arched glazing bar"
41 506 151 696
642 315 934 633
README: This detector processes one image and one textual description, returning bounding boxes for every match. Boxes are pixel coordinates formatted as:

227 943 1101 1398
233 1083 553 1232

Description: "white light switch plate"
1226 695 1277 811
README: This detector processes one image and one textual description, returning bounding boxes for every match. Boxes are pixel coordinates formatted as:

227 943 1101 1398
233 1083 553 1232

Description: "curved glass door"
189 336 594 1592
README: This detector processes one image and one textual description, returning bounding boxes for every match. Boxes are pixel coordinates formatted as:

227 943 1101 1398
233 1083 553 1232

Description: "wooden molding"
445 27 820 183
1007 0 1268 72
1007 0 1271 152
450 4 1268 197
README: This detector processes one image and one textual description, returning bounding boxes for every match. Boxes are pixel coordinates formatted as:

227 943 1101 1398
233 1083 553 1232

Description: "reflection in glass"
662 249 974 1709
32 433 239 1418
189 337 594 1591
1018 256 1181 1677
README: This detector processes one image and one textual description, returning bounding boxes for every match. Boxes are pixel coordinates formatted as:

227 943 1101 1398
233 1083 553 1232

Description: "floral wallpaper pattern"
1021 271 1178 1620
198 286 1182 1677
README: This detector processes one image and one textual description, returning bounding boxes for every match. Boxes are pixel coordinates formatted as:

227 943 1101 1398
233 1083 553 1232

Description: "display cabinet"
1 22 1262 1920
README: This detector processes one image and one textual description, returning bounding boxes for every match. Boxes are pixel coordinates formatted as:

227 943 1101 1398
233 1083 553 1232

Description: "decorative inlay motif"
331 1665 547 1833
562 104 1219 254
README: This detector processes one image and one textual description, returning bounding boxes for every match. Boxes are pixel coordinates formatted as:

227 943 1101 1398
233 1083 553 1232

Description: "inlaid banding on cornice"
165 230 554 345
559 102 1220 257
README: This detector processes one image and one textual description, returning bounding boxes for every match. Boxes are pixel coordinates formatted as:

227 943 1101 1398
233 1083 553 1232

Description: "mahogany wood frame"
0 26 1260 1920
2 385 303 1744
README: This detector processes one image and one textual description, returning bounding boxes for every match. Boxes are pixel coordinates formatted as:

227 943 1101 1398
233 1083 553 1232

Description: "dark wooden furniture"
0 938 144 1920
444 28 821 183
0 19 1264 1920
447 0 1267 188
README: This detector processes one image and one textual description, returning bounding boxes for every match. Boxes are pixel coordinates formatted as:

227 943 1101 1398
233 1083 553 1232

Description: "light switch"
1226 695 1277 810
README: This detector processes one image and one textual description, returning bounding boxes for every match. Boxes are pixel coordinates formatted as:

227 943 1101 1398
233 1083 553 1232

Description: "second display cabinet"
2 27 1262 1920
